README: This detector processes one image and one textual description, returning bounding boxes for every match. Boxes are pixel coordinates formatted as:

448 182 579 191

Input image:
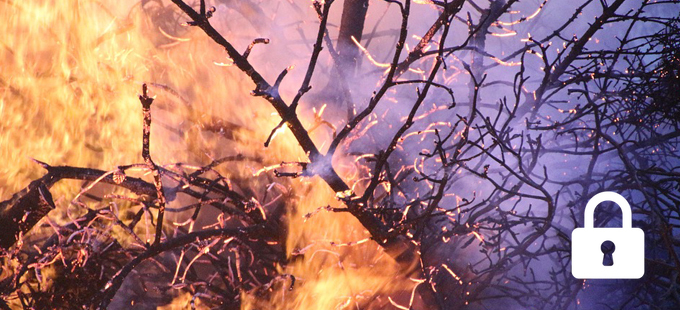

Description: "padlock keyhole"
601 240 615 266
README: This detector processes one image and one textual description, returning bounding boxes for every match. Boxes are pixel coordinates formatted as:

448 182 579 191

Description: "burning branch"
170 0 398 239
138 83 167 246
0 162 156 250
2 0 679 308
93 225 262 308
168 0 451 307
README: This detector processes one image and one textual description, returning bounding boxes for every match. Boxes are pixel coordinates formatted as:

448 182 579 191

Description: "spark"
158 26 191 42
253 163 284 176
351 36 390 68
490 56 521 66
381 181 392 194
308 249 341 263
346 120 379 146
408 67 426 75
250 197 267 221
401 204 412 222
409 278 426 306
330 238 370 247
354 153 375 162
173 218 192 226
71 169 117 204
441 263 464 285
388 297 409 310
213 60 234 67
497 0 547 26
412 157 423 176
313 103 327 118
401 129 437 141
336 298 352 309
402 104 450 123
413 0 438 4
470 231 484 243
491 30 517 37
521 32 533 42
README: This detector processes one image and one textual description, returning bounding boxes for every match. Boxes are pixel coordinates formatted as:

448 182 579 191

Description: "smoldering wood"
0 164 156 250
1 0 679 308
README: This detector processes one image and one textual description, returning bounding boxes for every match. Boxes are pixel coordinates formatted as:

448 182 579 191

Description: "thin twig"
139 83 166 246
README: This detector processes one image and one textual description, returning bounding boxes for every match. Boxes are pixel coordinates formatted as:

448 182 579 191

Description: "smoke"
166 0 680 308
2 0 678 308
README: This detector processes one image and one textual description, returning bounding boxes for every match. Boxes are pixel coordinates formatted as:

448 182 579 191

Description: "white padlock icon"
572 191 644 279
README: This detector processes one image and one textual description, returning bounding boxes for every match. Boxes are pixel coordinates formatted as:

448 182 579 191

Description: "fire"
1 0 412 308
243 181 414 309
0 1 145 199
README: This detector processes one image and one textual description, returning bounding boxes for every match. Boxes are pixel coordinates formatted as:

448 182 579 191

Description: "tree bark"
337 0 369 76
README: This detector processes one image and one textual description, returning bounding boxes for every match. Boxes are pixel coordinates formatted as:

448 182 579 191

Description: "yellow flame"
2 1 414 308
243 182 414 309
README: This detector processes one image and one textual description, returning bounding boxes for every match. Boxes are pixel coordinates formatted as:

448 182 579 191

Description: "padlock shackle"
584 191 632 229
